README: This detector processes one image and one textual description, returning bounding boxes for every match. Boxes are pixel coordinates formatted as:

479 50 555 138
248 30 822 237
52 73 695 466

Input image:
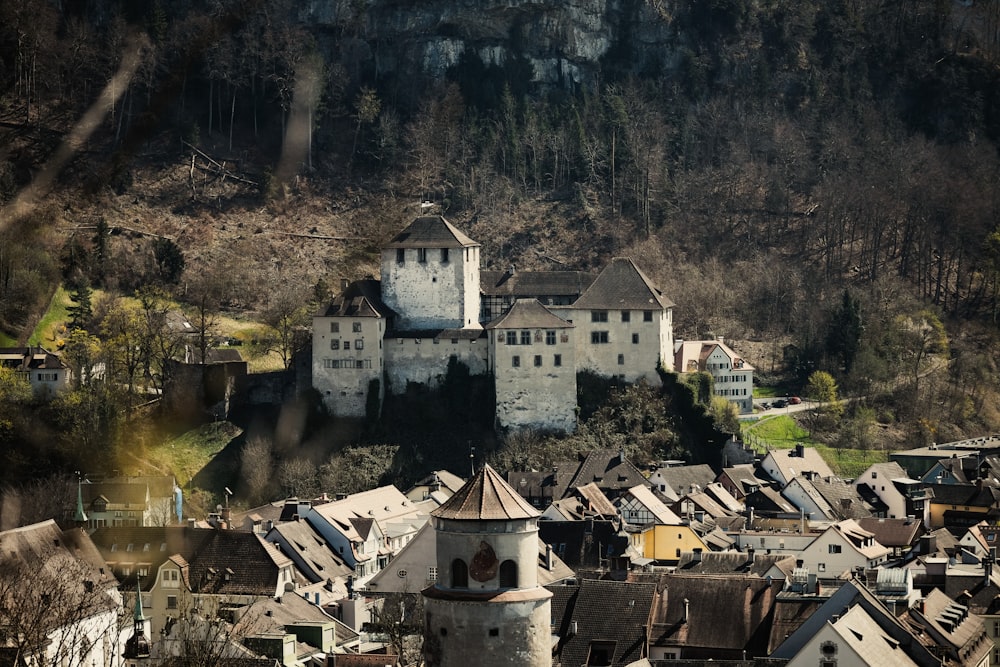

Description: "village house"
853 461 930 523
80 475 179 528
673 337 755 414
797 519 891 579
0 345 71 396
760 443 836 488
311 215 676 432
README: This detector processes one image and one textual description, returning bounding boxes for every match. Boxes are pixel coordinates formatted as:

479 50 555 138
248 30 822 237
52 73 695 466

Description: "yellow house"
643 525 709 563
926 483 1000 529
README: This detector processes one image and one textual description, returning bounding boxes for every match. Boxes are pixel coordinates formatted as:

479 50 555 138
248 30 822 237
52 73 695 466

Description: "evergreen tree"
826 290 863 374
66 284 93 331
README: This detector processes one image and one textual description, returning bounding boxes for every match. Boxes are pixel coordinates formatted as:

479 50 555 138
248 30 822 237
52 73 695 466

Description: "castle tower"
422 465 551 667
381 216 481 330
122 581 151 665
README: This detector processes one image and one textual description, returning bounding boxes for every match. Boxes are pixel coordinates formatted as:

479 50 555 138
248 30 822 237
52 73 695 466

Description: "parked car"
772 399 788 408
788 396 802 405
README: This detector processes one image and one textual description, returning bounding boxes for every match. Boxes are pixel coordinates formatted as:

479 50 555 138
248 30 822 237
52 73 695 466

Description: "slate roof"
90 526 292 594
566 450 650 498
907 587 992 665
675 490 738 520
538 520 631 571
432 464 539 520
550 579 657 667
82 481 149 507
571 258 674 310
265 520 353 584
648 574 783 656
316 279 394 319
927 482 1000 508
481 269 595 298
650 464 717 500
811 477 874 520
506 467 576 507
718 464 767 499
308 486 422 545
0 346 66 371
674 551 798 578
744 486 799 515
383 215 478 248
483 298 574 330
857 517 923 549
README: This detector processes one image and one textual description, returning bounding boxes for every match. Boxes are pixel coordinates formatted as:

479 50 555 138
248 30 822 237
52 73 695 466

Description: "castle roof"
384 215 479 248
571 257 674 310
484 298 574 330
316 279 394 319
432 464 540 520
481 269 595 297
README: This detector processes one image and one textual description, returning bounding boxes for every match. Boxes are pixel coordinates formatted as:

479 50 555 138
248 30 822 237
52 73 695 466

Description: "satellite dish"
224 487 233 495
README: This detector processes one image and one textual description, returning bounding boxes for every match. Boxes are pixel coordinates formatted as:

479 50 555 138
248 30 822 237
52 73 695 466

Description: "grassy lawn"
742 414 887 479
753 386 780 398
0 330 16 346
29 285 74 347
146 421 244 488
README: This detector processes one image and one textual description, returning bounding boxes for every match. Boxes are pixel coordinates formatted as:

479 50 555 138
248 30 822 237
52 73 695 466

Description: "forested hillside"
1 0 1000 483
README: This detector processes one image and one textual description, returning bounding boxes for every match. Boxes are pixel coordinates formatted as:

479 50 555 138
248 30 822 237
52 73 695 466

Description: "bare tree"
240 436 274 505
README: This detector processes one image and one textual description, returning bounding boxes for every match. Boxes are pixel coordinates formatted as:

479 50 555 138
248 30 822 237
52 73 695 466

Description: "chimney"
794 443 805 458
747 546 756 564
682 598 690 623
570 621 578 636
346 576 355 599
546 544 553 570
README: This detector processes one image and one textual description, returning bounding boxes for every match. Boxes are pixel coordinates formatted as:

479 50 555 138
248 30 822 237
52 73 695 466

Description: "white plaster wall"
489 328 576 432
423 597 551 667
706 348 753 413
564 307 668 383
782 480 832 521
384 337 488 391
852 470 907 519
434 518 539 590
312 316 384 417
380 247 481 329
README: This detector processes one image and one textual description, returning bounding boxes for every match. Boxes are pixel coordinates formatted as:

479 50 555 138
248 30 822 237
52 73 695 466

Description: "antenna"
223 487 233 509
469 442 476 477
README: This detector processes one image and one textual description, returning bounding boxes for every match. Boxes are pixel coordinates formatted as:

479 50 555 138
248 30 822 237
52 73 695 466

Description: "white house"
853 461 929 525
615 485 684 527
0 346 71 397
673 337 754 414
798 519 891 578
760 444 836 488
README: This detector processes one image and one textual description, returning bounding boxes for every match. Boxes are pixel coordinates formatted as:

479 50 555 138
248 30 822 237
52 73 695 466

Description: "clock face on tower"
470 541 499 582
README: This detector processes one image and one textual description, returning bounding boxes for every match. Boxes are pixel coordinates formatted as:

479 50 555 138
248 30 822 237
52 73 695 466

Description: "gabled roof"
811 477 874 520
762 446 835 485
857 517 923 549
648 574 782 654
538 520 631 571
266 520 353 584
676 490 738 520
718 464 768 497
481 269 596 298
565 450 649 497
826 520 891 560
571 257 674 310
619 485 683 525
484 298 574 330
308 485 422 544
650 463 717 499
316 279 394 319
384 216 479 248
573 483 619 518
82 481 149 507
674 551 798 577
432 464 539 520
550 579 657 667
826 605 921 666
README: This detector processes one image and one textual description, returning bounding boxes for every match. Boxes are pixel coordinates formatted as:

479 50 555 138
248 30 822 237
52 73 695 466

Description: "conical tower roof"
432 464 539 520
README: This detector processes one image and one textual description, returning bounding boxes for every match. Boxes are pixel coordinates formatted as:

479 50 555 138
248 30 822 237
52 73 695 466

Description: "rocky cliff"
299 0 678 90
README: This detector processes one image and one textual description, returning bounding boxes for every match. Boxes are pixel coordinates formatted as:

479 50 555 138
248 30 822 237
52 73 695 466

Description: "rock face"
299 0 676 90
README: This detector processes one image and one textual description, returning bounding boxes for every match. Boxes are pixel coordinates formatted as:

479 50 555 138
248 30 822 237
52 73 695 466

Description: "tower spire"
73 472 87 525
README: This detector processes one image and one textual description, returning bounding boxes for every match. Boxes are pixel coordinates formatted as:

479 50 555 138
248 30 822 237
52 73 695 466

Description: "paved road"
740 397 818 420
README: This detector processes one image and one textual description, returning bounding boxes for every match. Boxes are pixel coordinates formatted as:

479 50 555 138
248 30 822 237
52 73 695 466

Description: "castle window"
506 331 517 345
554 354 562 367
331 340 340 351
591 311 608 322
546 331 556 345
632 333 639 344
344 341 351 350
534 355 542 367
520 331 531 345
644 311 653 322
499 560 518 588
621 311 630 322
441 248 449 263
355 339 364 350
591 331 609 344
330 322 339 333
353 322 362 333
512 356 520 368
396 249 404 264
618 354 625 365
451 559 468 588
417 248 427 263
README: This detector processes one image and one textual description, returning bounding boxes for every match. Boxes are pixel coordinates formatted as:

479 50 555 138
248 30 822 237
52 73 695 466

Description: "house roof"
907 587 992 664
927 481 1000 507
571 257 674 311
406 470 466 496
0 520 116 590
550 579 657 667
384 216 479 248
0 346 67 371
484 298 574 330
265 520 353 584
308 486 422 544
857 517 923 549
827 604 921 666
674 339 755 374
89 526 292 594
827 519 892 561
673 551 798 577
315 278 395 320
718 464 767 497
566 450 649 497
573 483 619 518
82 481 149 507
235 591 336 636
744 486 799 514
538 520 631 571
676 490 738 520
432 464 539 521
763 446 835 485
650 464 717 499
811 477 874 520
481 269 595 298
648 574 782 654
620 485 683 525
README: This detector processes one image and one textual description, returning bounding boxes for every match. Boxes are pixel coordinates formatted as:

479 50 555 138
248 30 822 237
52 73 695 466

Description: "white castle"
311 215 675 432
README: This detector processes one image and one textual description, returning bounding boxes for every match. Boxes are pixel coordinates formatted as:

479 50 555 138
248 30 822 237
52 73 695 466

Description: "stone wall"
384 337 487 392
489 328 576 432
380 247 481 330
566 306 670 384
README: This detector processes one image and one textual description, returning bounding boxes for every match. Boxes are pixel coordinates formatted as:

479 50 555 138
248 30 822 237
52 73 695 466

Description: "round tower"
422 464 551 667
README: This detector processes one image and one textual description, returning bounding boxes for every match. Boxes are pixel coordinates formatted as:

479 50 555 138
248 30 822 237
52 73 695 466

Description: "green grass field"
146 421 244 487
0 330 16 346
742 414 887 479
29 285 75 347
753 386 780 398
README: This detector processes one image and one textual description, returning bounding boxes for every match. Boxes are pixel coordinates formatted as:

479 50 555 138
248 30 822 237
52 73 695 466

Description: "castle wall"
423 597 551 667
489 327 576 432
312 316 384 417
384 336 487 391
381 246 482 330
565 306 672 383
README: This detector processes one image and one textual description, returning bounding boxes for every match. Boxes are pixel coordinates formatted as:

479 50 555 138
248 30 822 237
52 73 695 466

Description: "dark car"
772 399 788 408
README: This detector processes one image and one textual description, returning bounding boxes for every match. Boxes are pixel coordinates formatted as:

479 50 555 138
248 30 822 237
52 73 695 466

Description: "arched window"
451 559 468 588
499 560 518 588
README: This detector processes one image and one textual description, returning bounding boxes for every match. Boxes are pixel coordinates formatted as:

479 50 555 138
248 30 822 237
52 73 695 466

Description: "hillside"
1 0 1000 485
